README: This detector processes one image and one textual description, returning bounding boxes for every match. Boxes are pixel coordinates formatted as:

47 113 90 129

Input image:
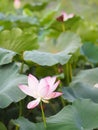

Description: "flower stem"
62 23 65 32
19 101 22 116
40 101 47 128
15 125 19 130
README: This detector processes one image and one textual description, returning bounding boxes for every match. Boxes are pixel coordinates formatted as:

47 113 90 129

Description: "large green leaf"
23 2 47 11
0 13 39 26
12 117 40 130
24 32 81 66
47 99 98 130
13 99 98 130
0 28 38 53
0 63 27 108
40 10 57 28
0 14 39 30
63 68 98 102
81 42 98 63
5 14 39 26
0 122 7 130
0 48 16 65
76 21 98 42
72 67 98 85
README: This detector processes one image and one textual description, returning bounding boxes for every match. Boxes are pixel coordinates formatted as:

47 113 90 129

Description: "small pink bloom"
14 0 21 9
19 74 62 109
57 11 74 22
94 84 98 88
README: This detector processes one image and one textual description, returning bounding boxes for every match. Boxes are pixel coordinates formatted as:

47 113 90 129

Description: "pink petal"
38 78 49 98
63 12 74 21
27 98 40 109
45 76 56 87
38 78 47 89
44 76 60 96
19 85 38 98
94 84 98 88
50 80 60 92
62 11 67 17
28 74 38 90
68 13 74 19
45 92 63 100
39 85 49 98
38 79 49 98
19 85 34 97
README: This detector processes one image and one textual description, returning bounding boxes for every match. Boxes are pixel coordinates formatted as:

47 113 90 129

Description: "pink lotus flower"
57 11 74 22
14 0 21 9
19 74 62 109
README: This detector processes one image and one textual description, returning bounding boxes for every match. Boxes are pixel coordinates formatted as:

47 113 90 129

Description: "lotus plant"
19 74 62 127
56 11 74 32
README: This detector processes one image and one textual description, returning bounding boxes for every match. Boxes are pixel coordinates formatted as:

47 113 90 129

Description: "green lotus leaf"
0 48 16 65
81 42 98 63
13 99 98 130
23 2 47 11
0 12 39 26
0 63 27 108
12 117 39 130
24 32 81 66
0 28 38 53
63 67 98 102
0 122 7 130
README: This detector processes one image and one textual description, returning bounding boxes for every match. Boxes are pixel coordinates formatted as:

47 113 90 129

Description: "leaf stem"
20 62 24 74
40 101 47 128
65 63 70 85
63 62 72 86
60 95 66 107
69 63 72 82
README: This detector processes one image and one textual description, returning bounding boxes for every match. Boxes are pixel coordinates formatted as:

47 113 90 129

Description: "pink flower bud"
57 11 74 22
14 0 21 9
